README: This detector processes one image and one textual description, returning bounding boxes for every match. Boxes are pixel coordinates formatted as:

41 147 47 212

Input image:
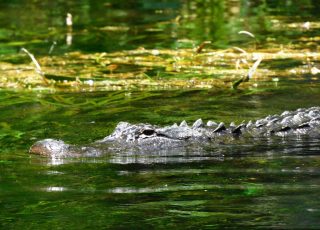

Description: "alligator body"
30 107 320 158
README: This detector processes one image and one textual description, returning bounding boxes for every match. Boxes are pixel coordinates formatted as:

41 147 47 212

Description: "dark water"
1 0 320 55
1 0 320 229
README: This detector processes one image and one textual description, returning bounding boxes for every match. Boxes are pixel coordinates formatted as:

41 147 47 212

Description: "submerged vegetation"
2 1 320 229
1 40 319 91
0 0 319 91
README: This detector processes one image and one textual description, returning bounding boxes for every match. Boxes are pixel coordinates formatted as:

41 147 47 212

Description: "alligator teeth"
192 119 204 128
179 120 188 127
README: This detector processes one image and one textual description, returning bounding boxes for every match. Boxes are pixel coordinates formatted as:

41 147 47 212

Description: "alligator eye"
142 129 155 136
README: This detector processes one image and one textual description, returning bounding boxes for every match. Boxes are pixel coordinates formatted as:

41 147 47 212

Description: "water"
1 86 320 229
1 0 320 229
1 0 320 55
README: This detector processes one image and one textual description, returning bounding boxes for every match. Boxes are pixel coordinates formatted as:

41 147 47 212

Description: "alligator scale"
30 107 320 158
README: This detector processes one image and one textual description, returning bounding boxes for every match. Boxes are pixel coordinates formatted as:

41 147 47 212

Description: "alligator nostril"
142 129 155 136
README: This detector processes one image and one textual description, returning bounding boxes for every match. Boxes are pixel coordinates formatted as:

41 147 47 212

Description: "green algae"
0 46 319 91
0 1 319 91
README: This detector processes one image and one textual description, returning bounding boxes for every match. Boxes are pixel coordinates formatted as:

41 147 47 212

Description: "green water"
1 86 320 229
1 0 320 229
1 0 320 55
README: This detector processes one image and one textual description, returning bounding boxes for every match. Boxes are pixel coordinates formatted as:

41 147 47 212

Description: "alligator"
29 107 320 158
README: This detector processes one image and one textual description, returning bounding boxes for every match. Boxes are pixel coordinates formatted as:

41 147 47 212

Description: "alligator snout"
29 139 69 157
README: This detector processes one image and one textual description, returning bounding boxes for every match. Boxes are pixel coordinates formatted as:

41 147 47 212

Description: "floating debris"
21 48 43 75
1 46 319 91
238 30 255 38
195 41 211 53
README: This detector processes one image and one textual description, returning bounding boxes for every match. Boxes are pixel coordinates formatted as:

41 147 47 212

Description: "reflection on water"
1 87 320 229
23 148 320 229
45 186 66 192
3 144 320 228
1 88 320 227
1 0 320 227
1 0 320 55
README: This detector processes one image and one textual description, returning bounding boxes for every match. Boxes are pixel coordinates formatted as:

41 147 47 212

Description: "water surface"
1 85 320 229
1 0 320 229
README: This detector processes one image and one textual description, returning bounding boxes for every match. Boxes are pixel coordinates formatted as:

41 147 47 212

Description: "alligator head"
96 119 233 145
97 121 204 147
29 120 226 157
